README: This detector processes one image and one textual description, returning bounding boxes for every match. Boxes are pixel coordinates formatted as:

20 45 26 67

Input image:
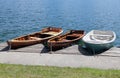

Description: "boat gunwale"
82 30 116 44
48 30 85 43
7 27 63 49
8 27 63 42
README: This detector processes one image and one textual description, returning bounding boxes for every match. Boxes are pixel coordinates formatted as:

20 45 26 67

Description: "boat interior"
51 32 83 42
15 33 53 41
90 30 114 41
42 27 62 33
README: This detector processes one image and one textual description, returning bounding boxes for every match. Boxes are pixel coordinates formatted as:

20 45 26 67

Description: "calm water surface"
0 0 120 45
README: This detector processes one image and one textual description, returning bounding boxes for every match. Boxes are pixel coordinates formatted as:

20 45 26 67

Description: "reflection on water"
0 0 120 45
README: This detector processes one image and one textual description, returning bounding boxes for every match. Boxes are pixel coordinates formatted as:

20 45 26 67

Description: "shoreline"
0 42 120 69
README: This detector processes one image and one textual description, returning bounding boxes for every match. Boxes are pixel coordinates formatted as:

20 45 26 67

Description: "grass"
0 64 120 78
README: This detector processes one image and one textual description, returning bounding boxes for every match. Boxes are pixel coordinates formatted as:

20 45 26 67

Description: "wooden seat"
90 34 113 41
29 37 41 40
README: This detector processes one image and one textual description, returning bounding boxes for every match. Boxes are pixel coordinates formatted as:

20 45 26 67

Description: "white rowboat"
82 30 116 52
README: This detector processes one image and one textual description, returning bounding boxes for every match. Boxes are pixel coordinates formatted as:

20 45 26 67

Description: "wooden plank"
0 42 9 51
0 42 8 47
99 47 120 57
53 45 81 54
9 44 48 53
53 45 120 57
0 43 49 53
99 53 120 57
103 47 120 54
0 42 120 57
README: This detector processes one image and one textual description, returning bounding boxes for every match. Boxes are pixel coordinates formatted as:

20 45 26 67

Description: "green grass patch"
0 63 120 78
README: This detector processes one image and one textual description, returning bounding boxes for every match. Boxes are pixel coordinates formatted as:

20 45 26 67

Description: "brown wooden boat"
7 27 63 49
47 30 85 50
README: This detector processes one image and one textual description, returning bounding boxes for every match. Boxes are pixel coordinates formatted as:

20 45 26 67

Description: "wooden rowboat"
7 27 63 49
82 30 116 52
47 30 85 50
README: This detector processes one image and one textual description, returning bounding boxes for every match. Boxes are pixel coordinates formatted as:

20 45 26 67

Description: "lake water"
0 0 120 45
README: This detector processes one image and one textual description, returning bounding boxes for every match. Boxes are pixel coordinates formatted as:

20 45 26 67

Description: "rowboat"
7 27 63 49
47 30 85 50
82 30 116 52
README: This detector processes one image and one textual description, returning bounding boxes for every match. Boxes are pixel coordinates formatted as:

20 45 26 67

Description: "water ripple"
0 0 120 45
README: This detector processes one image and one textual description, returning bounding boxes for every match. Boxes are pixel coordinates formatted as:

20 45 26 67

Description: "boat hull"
82 30 116 53
48 40 79 50
47 30 85 50
7 40 42 49
84 42 113 52
7 27 63 49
